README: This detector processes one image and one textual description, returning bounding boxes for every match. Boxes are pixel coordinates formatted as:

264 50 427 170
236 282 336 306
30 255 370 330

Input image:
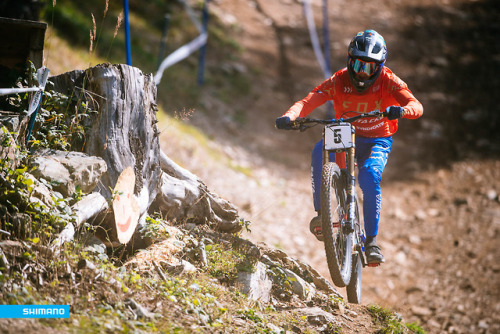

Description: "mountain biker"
275 29 423 265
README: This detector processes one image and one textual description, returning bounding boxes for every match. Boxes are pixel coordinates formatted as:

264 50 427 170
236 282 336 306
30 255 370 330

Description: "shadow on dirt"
252 0 500 184
390 0 500 178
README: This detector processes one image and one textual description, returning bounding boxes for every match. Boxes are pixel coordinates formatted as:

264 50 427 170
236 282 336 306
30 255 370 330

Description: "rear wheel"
321 162 352 287
348 191 363 303
347 251 362 304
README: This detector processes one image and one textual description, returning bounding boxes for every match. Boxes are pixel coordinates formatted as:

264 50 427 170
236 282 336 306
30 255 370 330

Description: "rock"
312 276 337 295
236 261 273 302
391 207 409 221
346 309 358 318
84 236 107 254
294 307 338 326
26 173 55 207
77 259 96 271
266 323 283 333
408 235 422 245
486 189 498 201
0 126 18 170
414 209 427 221
162 260 196 275
0 248 9 270
478 319 489 330
125 298 157 320
0 240 24 257
232 317 247 327
30 149 107 197
258 243 288 259
293 257 340 296
260 254 281 267
394 251 407 266
411 305 432 317
283 268 315 301
427 208 440 217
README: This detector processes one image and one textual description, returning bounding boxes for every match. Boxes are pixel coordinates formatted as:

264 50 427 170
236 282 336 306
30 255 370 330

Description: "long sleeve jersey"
282 67 423 138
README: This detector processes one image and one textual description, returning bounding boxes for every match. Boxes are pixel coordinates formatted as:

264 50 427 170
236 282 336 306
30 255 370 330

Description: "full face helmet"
347 30 387 93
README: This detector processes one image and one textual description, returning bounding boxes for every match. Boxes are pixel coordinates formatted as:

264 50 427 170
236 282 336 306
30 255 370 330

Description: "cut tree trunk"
50 63 242 245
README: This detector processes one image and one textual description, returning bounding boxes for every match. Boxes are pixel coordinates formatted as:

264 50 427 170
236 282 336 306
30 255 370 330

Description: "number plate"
324 123 353 150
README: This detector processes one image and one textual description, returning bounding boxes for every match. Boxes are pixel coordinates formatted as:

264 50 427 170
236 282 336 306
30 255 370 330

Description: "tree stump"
50 63 242 245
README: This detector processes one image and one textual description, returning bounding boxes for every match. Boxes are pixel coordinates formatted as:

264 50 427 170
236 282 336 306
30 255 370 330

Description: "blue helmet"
347 30 387 93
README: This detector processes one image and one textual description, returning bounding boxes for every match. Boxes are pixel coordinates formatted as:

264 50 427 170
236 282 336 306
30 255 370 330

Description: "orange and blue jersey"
282 67 423 138
286 67 423 237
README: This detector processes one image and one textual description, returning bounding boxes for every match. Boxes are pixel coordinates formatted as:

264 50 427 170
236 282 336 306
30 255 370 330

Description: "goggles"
350 58 380 78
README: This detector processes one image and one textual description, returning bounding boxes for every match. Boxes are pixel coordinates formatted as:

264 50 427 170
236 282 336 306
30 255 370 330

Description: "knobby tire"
347 196 363 303
347 252 362 304
321 162 352 287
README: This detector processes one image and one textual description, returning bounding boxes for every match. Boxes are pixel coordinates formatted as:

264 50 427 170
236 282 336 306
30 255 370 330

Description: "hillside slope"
157 1 500 333
41 0 500 333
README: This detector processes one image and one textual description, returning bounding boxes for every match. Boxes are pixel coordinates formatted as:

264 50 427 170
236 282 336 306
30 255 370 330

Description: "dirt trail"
160 0 500 333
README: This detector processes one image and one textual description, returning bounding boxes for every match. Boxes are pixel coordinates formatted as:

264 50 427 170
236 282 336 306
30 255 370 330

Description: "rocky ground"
161 0 500 333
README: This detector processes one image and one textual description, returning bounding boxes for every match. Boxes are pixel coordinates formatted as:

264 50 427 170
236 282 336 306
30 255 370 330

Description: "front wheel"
321 162 352 287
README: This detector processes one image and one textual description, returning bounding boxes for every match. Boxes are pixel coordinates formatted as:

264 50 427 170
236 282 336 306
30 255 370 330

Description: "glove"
385 106 405 120
275 116 291 130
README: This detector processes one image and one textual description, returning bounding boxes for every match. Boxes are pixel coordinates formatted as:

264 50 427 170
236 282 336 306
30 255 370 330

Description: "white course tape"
154 32 207 85
303 0 329 78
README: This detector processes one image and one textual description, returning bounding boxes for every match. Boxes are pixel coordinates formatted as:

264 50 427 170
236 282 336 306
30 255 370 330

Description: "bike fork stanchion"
345 131 357 234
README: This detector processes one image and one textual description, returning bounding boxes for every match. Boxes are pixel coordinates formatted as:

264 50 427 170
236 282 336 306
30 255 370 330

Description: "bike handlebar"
289 110 387 131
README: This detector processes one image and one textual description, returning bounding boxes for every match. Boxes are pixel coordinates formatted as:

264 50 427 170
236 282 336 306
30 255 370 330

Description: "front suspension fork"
344 145 356 235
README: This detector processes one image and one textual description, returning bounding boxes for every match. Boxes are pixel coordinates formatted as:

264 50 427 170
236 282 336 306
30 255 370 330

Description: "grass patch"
368 305 426 334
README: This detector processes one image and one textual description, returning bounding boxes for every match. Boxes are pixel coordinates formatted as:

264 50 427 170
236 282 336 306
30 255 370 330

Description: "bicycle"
287 110 386 304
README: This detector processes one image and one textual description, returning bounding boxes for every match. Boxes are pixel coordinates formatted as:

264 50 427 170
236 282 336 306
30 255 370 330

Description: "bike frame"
284 110 385 301
290 110 385 268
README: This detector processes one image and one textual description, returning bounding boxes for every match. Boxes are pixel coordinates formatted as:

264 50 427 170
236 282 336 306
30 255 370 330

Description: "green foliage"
368 305 426 334
237 307 263 323
205 243 253 282
238 218 252 233
266 266 295 300
0 154 72 242
0 104 86 244
29 85 98 151
44 0 250 117
405 322 427 334
140 214 171 240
